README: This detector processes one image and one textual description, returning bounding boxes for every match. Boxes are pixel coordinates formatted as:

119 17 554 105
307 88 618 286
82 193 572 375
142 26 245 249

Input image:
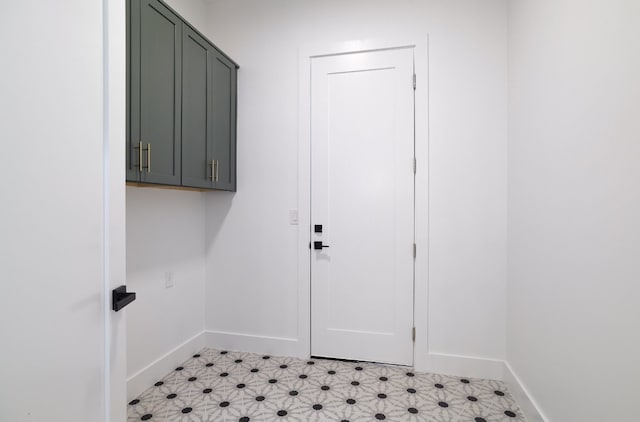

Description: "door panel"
181 26 212 188
135 0 182 185
212 53 237 191
1 0 126 420
311 48 415 366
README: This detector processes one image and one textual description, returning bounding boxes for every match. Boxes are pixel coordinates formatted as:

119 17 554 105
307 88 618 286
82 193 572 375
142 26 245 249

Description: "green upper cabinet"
181 26 213 189
210 51 237 191
128 0 182 185
127 0 238 191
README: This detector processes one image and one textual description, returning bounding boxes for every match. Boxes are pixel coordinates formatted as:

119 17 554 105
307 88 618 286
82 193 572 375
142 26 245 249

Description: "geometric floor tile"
128 348 527 422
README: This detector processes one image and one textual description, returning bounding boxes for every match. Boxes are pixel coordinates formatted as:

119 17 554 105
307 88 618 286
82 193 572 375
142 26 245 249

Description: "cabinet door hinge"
413 73 416 90
412 326 416 342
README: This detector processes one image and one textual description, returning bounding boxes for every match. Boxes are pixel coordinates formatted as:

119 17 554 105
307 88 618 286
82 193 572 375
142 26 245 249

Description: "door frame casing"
297 38 430 368
105 0 128 420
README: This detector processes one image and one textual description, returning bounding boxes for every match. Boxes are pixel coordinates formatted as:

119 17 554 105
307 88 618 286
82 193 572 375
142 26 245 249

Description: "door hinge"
413 243 416 258
413 158 417 174
413 73 416 90
412 326 416 342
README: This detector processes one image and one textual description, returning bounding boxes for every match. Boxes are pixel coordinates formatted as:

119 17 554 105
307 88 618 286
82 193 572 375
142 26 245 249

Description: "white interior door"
0 1 127 421
310 47 415 366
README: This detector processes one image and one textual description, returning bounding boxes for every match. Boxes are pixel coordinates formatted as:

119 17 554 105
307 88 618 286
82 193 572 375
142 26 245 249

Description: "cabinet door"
181 26 213 189
126 0 139 182
130 0 182 185
211 51 237 191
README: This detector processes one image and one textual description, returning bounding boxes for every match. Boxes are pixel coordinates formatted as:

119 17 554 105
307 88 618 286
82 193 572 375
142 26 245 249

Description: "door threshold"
311 355 413 368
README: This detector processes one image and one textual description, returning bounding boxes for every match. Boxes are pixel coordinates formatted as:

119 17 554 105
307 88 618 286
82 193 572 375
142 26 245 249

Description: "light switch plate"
289 209 299 225
165 271 174 288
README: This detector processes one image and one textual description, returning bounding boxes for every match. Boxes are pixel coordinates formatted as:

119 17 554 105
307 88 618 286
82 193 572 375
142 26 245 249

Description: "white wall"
125 0 211 382
126 187 206 378
507 0 640 420
163 0 210 33
203 0 508 365
125 188 207 391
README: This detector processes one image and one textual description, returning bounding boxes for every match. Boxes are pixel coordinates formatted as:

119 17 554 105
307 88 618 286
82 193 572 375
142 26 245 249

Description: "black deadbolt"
314 241 330 250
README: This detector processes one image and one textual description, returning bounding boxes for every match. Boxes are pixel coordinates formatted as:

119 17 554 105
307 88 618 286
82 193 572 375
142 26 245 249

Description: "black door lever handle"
112 285 136 312
314 241 330 250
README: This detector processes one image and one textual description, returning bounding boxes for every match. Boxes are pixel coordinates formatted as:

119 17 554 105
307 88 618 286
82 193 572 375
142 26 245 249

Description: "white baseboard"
204 330 303 359
416 352 548 421
126 331 207 400
503 361 548 422
416 352 505 380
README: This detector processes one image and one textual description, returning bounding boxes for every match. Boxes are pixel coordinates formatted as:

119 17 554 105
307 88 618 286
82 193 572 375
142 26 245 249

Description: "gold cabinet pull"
208 160 214 181
146 143 151 172
215 159 219 182
140 143 150 172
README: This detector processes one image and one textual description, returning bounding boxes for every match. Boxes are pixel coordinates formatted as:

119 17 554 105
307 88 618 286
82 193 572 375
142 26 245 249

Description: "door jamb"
296 38 430 367
104 0 128 420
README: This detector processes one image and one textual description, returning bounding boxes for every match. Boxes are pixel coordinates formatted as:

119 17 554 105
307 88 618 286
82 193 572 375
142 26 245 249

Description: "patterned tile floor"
128 348 526 422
